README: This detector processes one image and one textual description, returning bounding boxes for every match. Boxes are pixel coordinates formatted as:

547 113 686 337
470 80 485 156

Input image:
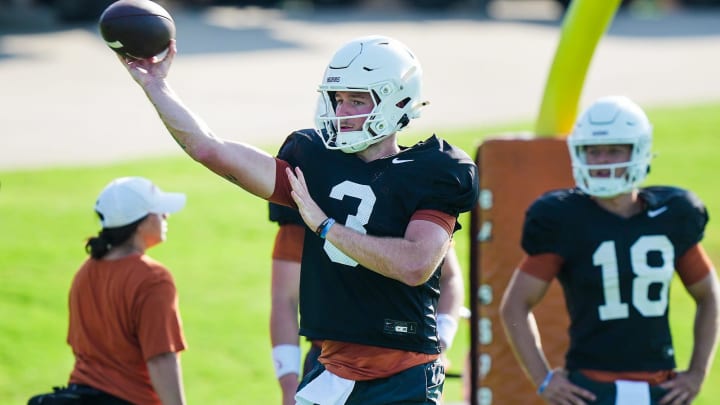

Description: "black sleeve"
644 186 709 256
675 189 709 254
418 139 479 223
521 196 565 256
426 161 478 218
276 129 317 166
268 202 303 225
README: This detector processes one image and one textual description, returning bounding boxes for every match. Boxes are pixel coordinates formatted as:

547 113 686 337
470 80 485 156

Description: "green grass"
1 102 719 404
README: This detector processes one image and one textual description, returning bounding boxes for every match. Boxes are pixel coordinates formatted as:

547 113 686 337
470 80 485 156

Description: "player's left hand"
286 167 327 232
658 370 702 405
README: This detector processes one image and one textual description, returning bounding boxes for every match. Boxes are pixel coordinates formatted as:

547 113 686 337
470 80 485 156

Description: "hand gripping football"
98 0 175 59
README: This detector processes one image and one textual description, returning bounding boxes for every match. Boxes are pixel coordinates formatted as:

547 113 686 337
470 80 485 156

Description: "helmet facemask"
570 141 651 198
315 36 427 153
567 96 653 198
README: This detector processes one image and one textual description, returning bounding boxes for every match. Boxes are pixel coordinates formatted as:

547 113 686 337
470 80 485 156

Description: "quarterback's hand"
658 370 702 405
286 167 327 232
118 39 176 87
539 369 596 405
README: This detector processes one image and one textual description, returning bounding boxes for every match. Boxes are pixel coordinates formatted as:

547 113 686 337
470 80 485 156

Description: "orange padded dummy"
469 137 573 405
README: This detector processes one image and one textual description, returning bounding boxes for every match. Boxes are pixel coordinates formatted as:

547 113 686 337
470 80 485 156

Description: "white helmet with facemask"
315 35 428 153
567 96 653 198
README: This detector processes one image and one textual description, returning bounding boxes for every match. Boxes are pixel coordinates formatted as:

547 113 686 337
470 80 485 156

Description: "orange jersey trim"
518 253 564 282
579 369 675 386
269 158 295 207
677 244 713 286
411 209 456 237
272 223 305 261
319 340 439 381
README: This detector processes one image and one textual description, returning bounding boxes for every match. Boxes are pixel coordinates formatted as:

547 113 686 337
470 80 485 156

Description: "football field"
1 2 719 404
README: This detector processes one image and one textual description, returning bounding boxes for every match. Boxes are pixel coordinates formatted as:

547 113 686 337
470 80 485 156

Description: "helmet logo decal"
326 76 341 83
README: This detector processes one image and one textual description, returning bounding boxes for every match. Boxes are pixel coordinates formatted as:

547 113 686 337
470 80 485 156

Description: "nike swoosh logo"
392 158 413 164
647 206 668 218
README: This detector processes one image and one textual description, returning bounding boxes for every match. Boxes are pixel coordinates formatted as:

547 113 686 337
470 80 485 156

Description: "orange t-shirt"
67 254 187 405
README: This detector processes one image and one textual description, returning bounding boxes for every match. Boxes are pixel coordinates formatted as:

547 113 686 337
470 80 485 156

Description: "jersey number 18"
594 235 675 321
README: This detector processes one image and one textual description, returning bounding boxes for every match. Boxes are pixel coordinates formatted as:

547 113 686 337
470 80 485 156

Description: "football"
98 0 175 59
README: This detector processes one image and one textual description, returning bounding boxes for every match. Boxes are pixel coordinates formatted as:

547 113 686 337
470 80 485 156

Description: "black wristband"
315 218 332 236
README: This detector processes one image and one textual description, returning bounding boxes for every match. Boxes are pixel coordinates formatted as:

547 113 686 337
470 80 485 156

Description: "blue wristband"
318 218 335 239
537 370 554 394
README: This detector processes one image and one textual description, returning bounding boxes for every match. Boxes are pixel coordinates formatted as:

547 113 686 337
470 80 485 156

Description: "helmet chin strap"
338 129 384 153
338 131 370 153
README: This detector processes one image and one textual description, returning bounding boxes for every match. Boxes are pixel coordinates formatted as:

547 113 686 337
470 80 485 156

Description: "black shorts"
303 343 322 377
27 384 132 405
300 359 445 405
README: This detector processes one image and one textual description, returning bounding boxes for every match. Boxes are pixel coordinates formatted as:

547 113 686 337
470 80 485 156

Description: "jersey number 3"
594 235 675 321
323 181 376 267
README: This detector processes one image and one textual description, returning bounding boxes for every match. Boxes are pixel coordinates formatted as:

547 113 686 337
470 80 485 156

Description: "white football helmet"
315 35 428 153
567 96 653 197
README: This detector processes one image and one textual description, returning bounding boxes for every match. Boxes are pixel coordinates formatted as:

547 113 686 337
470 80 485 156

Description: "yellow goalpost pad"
535 0 623 137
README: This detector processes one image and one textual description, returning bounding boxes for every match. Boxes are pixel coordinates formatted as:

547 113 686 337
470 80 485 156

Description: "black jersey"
269 202 303 226
522 186 708 371
277 129 478 354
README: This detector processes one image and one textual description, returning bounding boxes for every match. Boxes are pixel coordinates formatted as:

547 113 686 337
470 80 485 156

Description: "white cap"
95 177 186 228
